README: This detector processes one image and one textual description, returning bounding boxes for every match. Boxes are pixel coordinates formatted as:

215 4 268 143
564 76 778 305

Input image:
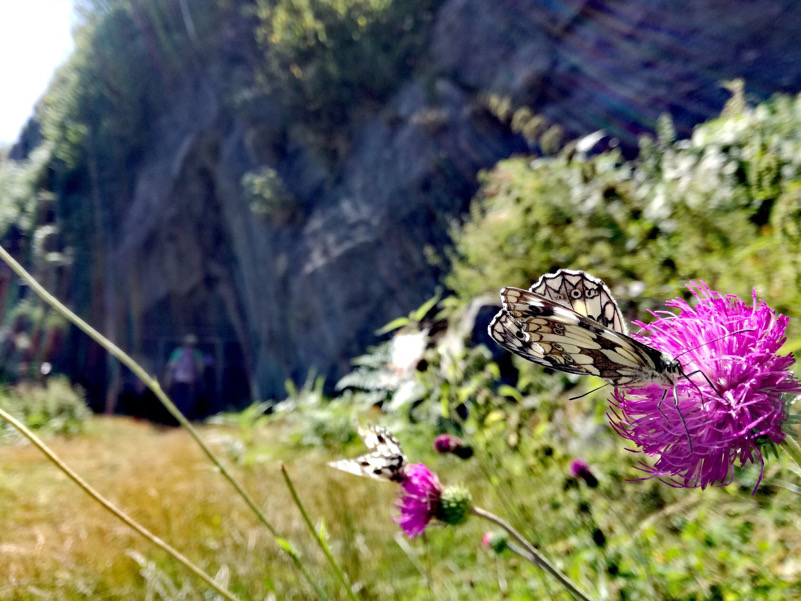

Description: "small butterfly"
489 269 683 390
328 424 407 483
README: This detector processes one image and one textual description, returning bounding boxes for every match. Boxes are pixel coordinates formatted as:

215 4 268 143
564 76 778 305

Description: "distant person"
164 334 205 421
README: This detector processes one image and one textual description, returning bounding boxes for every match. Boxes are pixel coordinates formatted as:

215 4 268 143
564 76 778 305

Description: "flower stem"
470 506 596 601
281 465 358 601
0 407 241 601
0 247 267 524
0 244 325 596
782 434 801 471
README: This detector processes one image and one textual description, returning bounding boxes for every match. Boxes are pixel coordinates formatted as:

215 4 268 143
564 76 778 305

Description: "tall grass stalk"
0 406 242 601
282 464 359 601
0 244 326 597
783 435 801 471
470 506 596 601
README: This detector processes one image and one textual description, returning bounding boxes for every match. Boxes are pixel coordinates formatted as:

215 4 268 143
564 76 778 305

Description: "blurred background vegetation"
1 0 801 599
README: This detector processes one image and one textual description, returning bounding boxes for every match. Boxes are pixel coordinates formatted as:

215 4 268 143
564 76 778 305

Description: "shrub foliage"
446 93 801 330
0 376 90 441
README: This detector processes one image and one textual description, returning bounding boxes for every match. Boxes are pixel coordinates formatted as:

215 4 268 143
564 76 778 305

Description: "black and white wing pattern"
529 269 627 334
489 277 681 389
489 309 590 377
328 424 407 483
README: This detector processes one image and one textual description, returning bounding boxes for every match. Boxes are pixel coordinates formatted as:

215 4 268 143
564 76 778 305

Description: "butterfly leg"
672 385 693 453
655 387 693 453
682 369 724 400
656 388 669 421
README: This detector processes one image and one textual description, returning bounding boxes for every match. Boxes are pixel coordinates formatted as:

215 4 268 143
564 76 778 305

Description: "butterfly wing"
529 269 627 334
488 309 589 376
357 424 403 454
490 287 672 388
328 425 407 482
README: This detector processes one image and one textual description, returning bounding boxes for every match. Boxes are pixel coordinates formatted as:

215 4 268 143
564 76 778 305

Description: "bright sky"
0 0 75 146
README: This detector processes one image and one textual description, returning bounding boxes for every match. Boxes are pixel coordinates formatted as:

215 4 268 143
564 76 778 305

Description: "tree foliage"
446 93 801 326
252 0 441 147
0 144 52 236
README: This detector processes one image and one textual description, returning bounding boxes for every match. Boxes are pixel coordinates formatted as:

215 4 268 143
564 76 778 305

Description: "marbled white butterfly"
328 424 407 482
489 269 684 389
487 269 736 448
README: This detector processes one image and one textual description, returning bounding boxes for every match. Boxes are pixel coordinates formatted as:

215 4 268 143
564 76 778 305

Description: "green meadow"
1 411 799 600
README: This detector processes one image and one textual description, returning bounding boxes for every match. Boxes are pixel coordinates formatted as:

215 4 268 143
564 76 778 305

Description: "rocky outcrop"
22 0 801 408
433 0 801 144
111 77 522 404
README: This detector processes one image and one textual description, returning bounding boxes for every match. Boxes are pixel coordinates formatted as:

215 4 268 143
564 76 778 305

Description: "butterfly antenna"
673 328 755 359
569 382 610 400
673 328 754 403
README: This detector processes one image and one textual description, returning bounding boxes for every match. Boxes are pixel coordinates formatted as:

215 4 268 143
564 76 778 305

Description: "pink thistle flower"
394 463 443 538
609 282 801 491
569 458 591 478
569 459 599 488
481 530 509 553
434 434 474 459
434 434 458 453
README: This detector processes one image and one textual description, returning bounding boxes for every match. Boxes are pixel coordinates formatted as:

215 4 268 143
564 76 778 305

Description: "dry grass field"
0 417 496 600
2 413 800 600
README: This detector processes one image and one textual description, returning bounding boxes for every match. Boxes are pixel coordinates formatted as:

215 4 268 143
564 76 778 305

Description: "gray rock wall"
92 0 801 405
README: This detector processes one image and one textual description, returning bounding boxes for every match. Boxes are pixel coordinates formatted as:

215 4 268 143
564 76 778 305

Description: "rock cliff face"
111 76 522 403
29 0 801 406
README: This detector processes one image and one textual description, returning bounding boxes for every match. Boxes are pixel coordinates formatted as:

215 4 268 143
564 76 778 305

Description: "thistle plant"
433 432 474 458
393 463 447 538
609 282 801 489
330 428 596 601
569 458 599 488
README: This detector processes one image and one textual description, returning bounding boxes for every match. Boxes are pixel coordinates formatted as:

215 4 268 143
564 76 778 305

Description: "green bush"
446 93 801 330
0 376 91 441
0 144 52 237
241 165 303 222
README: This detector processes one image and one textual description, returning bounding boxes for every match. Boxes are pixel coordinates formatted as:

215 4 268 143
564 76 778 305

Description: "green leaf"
316 519 330 551
410 289 441 323
276 537 299 559
484 410 505 427
497 385 523 402
375 316 410 335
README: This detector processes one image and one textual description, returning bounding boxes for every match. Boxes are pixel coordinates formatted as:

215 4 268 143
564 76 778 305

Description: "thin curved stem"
0 407 241 601
782 434 801 471
471 506 595 601
0 245 273 527
0 244 326 596
281 465 357 601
